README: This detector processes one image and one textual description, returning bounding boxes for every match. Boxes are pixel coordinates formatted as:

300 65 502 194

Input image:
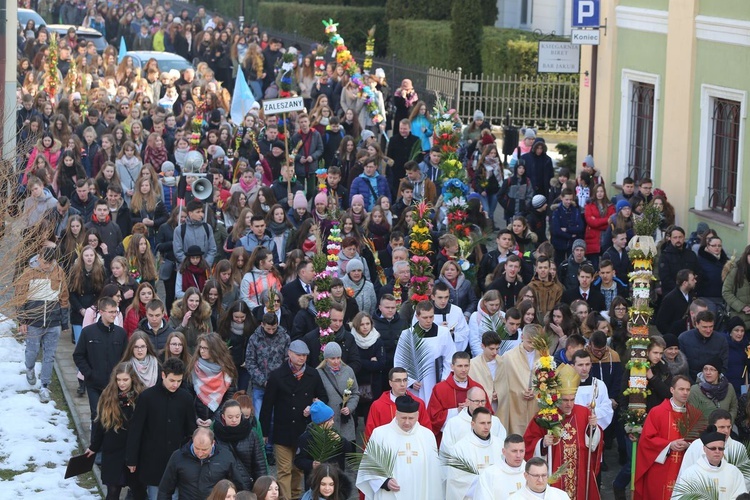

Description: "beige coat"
469 353 503 413
497 345 540 436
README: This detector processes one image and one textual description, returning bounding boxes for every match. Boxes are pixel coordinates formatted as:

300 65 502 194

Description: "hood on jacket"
531 137 547 155
35 137 62 153
698 246 729 265
170 299 211 321
299 293 317 313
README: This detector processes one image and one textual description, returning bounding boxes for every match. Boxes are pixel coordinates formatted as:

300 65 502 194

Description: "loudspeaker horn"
192 178 213 201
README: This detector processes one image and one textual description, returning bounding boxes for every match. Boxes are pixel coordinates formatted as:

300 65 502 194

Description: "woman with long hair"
350 312 385 416
213 260 240 309
584 183 614 267
229 247 250 287
517 299 539 329
301 463 346 500
608 296 630 360
123 233 158 286
438 260 478 320
107 256 138 311
119 331 160 388
468 290 504 356
130 176 168 247
116 140 144 204
123 282 157 337
218 301 256 393
203 279 223 330
408 100 433 153
266 204 293 266
282 249 306 285
207 479 238 500
226 208 254 252
58 214 87 273
223 191 248 230
85 363 146 500
169 286 212 353
176 246 211 301
159 331 191 366
93 134 118 178
253 476 287 500
251 186 277 219
188 332 238 426
69 244 107 350
364 206 391 252
53 150 86 199
240 247 283 309
544 303 578 353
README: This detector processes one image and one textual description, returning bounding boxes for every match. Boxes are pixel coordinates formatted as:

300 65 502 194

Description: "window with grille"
708 98 740 214
627 83 655 182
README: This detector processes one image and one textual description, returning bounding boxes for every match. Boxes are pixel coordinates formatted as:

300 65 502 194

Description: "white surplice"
444 432 503 500
440 407 507 455
509 485 570 499
474 458 526 500
394 324 456 405
672 456 747 500
574 377 614 430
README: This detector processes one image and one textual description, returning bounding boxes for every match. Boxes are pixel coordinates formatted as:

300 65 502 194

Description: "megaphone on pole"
191 178 213 201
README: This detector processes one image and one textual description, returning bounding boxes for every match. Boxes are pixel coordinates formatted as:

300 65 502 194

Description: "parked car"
45 25 108 54
124 51 193 74
18 9 46 29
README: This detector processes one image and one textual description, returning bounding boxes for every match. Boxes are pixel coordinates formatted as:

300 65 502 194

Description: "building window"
617 70 660 186
627 83 655 182
695 84 746 224
708 99 740 213
520 0 532 26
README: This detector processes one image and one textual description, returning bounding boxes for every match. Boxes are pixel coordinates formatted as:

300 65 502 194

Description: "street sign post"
572 0 600 28
571 29 600 45
537 42 580 74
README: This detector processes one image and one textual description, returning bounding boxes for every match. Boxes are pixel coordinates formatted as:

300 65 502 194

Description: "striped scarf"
289 361 306 381
192 358 232 411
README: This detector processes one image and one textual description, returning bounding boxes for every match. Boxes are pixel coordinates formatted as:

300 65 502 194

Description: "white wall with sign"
537 42 581 74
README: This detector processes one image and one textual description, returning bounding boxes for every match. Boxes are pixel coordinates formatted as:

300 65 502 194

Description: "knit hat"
212 147 226 159
481 132 495 146
703 357 723 373
532 194 547 209
314 191 327 206
293 191 307 210
323 342 342 359
467 192 481 203
375 68 385 79
71 92 81 101
583 155 595 170
310 400 334 424
161 161 175 174
524 128 536 140
289 339 310 355
351 194 365 207
727 316 746 334
360 130 375 143
662 334 679 349
473 110 484 121
185 245 203 257
695 222 710 236
616 200 631 212
395 395 420 413
210 109 222 123
347 258 364 273
572 239 586 252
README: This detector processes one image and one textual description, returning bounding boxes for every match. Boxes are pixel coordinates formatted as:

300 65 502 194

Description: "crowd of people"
13 1 750 500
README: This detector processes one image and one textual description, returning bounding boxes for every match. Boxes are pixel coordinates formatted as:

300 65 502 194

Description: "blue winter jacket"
550 204 584 252
349 174 391 211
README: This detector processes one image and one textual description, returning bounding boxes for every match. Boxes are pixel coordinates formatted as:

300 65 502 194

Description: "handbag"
158 258 175 281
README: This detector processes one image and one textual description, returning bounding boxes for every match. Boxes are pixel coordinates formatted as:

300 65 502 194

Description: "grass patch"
0 464 33 480
48 372 103 497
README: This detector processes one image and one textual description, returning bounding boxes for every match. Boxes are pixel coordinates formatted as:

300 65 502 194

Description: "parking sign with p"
572 0 600 28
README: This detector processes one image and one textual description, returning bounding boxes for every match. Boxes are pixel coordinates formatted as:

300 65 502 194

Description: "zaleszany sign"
263 97 305 115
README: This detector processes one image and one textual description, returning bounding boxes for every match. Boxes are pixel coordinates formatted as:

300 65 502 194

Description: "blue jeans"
25 325 61 387
147 485 177 500
237 367 250 394
249 80 262 101
480 193 499 225
73 324 82 343
253 387 265 417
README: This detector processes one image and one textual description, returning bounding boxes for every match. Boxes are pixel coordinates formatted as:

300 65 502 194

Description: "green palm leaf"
481 316 516 355
671 475 720 500
306 425 344 464
394 324 432 383
548 461 569 485
439 449 479 475
346 437 397 479
725 440 750 482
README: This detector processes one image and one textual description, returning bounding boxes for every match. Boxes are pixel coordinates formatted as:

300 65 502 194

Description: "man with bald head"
441 386 507 454
158 427 248 499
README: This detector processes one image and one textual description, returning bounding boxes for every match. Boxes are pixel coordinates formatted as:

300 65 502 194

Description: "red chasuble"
427 374 492 444
363 390 431 439
634 398 688 500
523 404 603 500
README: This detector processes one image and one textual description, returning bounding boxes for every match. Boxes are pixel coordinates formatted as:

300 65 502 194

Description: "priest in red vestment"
634 375 693 500
365 367 431 439
427 351 492 443
523 363 603 500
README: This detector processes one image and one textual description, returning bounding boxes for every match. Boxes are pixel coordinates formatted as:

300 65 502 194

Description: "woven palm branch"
530 330 555 358
306 425 343 464
439 449 479 475
346 438 397 479
675 403 708 442
394 324 432 383
548 461 569 484
481 315 516 355
671 475 720 500
725 441 750 481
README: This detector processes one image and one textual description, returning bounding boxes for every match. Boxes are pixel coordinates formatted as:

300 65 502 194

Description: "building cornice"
696 15 750 47
615 6 668 35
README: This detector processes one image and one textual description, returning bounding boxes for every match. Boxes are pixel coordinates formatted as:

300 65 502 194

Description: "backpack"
180 222 211 245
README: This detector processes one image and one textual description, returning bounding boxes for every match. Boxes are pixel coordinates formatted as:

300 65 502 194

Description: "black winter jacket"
213 415 267 489
137 317 174 352
259 363 328 447
372 311 406 360
73 319 127 391
126 383 197 486
89 395 137 485
658 242 700 295
302 328 362 374
157 441 248 499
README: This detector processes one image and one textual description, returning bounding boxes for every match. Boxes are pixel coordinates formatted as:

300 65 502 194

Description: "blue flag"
230 69 256 124
118 37 127 63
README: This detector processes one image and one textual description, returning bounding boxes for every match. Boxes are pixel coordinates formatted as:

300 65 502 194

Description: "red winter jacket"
584 202 615 255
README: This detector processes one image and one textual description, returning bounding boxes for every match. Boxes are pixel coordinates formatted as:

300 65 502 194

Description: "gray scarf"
131 355 159 387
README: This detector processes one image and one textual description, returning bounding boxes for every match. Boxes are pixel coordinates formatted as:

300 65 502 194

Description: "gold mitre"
557 364 580 395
